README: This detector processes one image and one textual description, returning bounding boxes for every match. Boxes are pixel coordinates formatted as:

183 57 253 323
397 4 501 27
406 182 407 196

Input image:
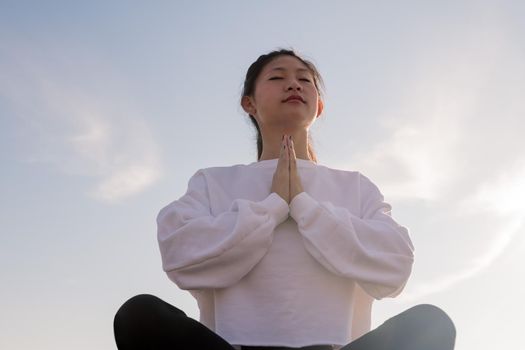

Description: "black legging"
113 294 456 350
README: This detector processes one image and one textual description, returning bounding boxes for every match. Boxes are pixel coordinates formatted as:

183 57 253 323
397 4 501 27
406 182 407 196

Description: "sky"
1 1 524 349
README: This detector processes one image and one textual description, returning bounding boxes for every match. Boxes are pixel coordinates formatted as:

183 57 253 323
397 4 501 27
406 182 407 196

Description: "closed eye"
270 77 311 83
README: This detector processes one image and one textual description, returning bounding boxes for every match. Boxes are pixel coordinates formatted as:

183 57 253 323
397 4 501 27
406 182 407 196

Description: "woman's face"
243 55 323 130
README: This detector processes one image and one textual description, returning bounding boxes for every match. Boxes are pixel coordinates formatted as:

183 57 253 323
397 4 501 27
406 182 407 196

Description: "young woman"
113 49 456 350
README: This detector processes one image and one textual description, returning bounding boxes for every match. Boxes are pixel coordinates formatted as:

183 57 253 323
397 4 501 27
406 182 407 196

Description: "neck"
258 128 311 161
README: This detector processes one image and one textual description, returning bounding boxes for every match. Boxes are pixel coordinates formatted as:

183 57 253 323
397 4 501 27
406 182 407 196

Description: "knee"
113 294 160 347
408 304 455 328
113 294 189 348
114 294 186 321
404 304 456 345
115 294 160 320
114 294 179 329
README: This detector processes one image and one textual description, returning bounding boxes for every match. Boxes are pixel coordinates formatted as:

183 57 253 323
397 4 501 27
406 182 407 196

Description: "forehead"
262 55 311 75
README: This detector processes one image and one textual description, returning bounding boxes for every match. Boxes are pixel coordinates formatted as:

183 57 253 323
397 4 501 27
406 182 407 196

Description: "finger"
280 134 284 156
284 134 289 160
288 136 296 170
278 134 288 167
284 135 290 163
280 134 286 155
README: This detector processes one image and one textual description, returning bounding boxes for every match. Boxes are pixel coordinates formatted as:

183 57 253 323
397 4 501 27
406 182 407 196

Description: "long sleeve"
289 173 414 300
157 169 290 290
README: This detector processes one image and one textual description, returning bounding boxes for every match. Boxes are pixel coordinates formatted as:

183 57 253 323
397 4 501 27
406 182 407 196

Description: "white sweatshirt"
157 158 414 349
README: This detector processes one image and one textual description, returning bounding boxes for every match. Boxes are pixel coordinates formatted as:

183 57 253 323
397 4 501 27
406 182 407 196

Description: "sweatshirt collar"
247 158 317 168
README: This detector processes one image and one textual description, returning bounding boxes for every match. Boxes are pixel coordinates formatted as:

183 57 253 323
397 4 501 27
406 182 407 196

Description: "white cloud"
0 40 163 203
350 116 464 201
338 20 525 300
400 216 523 302
90 163 161 202
411 161 525 299
460 161 525 217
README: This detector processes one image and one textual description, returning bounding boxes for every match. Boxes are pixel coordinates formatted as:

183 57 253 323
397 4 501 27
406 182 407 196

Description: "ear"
316 98 324 118
241 95 257 115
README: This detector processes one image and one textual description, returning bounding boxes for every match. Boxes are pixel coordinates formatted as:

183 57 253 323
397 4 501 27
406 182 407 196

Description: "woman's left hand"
287 135 304 202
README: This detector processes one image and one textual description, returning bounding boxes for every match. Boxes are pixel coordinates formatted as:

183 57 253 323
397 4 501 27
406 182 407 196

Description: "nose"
286 78 302 91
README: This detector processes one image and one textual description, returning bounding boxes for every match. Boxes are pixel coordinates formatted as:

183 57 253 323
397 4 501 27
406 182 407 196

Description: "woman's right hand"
271 134 290 204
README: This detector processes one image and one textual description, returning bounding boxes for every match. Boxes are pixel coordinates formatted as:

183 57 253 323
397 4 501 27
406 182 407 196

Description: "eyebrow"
267 67 310 74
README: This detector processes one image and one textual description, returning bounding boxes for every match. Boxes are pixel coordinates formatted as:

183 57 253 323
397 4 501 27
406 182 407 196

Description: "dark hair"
241 48 325 162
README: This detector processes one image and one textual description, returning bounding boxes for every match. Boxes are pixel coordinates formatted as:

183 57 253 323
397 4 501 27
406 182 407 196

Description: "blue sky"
1 1 524 349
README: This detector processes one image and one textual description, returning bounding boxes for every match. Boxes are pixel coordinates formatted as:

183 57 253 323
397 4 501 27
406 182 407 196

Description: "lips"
283 95 305 103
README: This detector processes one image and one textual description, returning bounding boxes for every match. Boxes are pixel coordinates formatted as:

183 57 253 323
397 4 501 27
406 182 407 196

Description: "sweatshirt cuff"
260 192 290 226
289 191 317 222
